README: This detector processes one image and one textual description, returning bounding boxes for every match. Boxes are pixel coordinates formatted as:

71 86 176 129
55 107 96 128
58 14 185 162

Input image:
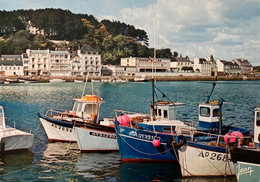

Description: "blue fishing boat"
229 105 260 182
114 79 196 162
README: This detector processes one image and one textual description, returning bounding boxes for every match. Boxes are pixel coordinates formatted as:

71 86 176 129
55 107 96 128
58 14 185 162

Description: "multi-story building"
193 58 212 76
233 58 253 75
170 56 193 72
70 54 82 76
121 57 170 75
216 60 241 76
25 49 49 76
77 45 101 76
0 55 23 76
49 50 70 77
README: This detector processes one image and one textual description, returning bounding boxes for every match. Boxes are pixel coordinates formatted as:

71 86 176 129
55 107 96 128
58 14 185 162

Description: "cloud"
102 0 260 65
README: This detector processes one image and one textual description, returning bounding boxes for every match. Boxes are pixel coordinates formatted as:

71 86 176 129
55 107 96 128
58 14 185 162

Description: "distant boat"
19 79 37 83
134 75 148 82
5 78 18 83
4 81 10 85
0 105 34 152
49 79 66 83
74 80 84 83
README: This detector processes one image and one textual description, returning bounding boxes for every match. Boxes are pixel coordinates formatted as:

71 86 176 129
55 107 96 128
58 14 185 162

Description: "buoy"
121 114 130 126
118 114 130 126
152 139 160 147
224 131 243 144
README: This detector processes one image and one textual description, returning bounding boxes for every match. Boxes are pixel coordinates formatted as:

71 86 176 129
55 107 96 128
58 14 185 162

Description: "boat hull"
230 148 260 182
39 117 76 142
75 126 118 152
115 124 177 162
1 133 34 152
178 142 235 177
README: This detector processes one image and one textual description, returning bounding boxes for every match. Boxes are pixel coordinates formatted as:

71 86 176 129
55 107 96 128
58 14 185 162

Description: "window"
164 110 168 118
213 108 220 117
158 109 161 116
200 107 210 117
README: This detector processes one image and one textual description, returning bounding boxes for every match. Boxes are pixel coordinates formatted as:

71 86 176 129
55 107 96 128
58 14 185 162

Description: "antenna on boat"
81 73 89 98
206 82 216 103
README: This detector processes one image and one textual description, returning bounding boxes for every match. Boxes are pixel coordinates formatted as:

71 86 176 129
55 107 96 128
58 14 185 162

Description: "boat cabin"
198 101 220 130
153 100 185 121
71 95 104 123
254 105 260 147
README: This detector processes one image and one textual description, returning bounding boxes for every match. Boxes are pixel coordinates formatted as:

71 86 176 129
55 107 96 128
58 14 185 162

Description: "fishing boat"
38 94 106 142
114 79 194 162
0 106 34 152
229 105 260 182
176 101 250 177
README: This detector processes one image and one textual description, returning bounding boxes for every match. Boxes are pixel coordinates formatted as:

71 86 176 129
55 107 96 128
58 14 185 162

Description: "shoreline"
1 75 260 83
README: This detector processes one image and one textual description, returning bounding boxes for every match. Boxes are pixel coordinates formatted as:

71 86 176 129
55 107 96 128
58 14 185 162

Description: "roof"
0 60 23 66
0 55 22 61
50 50 69 55
80 45 97 54
29 50 49 54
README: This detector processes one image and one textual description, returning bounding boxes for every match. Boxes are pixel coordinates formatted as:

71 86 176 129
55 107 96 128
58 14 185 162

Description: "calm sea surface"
0 80 259 181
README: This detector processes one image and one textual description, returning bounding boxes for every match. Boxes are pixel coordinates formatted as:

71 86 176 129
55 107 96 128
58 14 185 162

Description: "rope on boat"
172 145 194 176
62 120 77 156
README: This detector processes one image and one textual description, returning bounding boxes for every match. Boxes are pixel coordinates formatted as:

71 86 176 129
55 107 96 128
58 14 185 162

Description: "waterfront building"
216 60 241 76
102 65 125 77
170 56 193 72
121 57 170 75
77 45 101 76
193 58 212 76
233 58 253 75
70 54 82 77
49 50 70 77
25 49 50 76
0 55 23 76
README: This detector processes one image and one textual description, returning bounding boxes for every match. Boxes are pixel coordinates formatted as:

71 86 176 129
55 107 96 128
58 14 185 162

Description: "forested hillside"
0 8 176 64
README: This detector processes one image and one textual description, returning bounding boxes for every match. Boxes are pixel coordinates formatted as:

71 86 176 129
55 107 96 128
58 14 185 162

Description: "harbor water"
0 80 259 181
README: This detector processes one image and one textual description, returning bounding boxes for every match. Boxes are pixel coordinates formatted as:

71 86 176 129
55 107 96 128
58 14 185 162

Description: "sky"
1 0 260 66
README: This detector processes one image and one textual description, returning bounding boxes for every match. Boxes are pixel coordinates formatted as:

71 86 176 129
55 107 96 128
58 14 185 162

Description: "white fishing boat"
38 94 105 142
49 79 66 83
75 117 118 152
0 106 34 152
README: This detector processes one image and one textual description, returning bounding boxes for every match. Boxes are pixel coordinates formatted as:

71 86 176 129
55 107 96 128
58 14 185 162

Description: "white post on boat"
254 104 260 148
0 106 5 129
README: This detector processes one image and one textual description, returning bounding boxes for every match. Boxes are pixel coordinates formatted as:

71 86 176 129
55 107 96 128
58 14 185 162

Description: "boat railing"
45 107 69 116
113 109 148 116
187 130 254 147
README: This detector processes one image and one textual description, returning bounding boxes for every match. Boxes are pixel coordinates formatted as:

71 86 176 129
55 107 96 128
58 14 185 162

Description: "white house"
0 55 24 76
70 54 82 77
170 56 193 72
193 58 212 76
121 57 171 75
216 60 241 76
77 45 101 76
25 49 49 76
49 50 70 77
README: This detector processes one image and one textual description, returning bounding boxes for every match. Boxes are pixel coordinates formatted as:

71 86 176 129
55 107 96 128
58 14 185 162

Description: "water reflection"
118 162 182 182
36 142 79 180
76 152 121 181
0 150 34 176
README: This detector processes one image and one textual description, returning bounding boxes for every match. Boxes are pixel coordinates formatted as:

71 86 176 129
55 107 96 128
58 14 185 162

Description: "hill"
0 8 175 64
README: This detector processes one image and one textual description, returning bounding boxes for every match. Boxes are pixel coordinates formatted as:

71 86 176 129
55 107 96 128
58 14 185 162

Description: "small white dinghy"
0 106 34 152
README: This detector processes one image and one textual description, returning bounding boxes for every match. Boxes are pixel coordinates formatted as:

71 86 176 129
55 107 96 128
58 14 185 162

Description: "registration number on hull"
51 123 73 133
